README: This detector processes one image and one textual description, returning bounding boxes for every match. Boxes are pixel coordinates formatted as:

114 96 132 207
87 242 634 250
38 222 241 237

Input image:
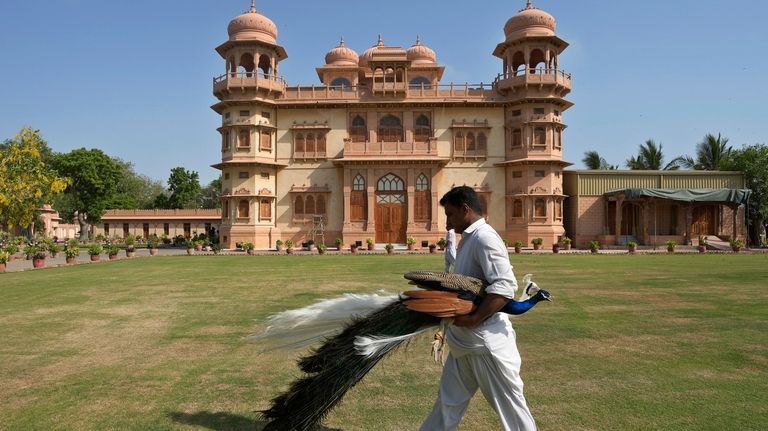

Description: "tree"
51 148 124 240
582 151 616 170
626 139 679 170
159 167 201 209
671 133 732 170
0 128 68 233
199 176 222 209
721 144 768 246
107 159 165 209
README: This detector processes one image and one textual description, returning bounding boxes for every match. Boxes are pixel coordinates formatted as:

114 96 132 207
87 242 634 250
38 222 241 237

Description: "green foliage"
87 243 103 256
106 159 165 210
562 236 572 244
365 237 374 245
671 133 732 171
106 244 120 256
531 237 543 246
666 240 677 249
582 150 616 170
437 237 446 248
0 251 9 264
513 240 523 248
730 239 744 248
284 240 294 249
334 237 342 247
157 167 201 209
626 139 679 170
588 240 600 250
406 236 416 245
627 240 638 248
199 176 222 209
275 239 283 248
0 128 69 229
316 243 327 253
51 148 123 227
64 245 80 258
722 144 768 245
242 242 255 251
385 243 394 250
147 234 159 249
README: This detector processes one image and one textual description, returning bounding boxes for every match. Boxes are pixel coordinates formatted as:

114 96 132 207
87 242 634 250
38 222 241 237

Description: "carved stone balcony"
213 72 286 98
494 69 572 92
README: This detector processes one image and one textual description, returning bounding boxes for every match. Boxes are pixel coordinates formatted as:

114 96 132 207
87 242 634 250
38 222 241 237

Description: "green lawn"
1 254 766 430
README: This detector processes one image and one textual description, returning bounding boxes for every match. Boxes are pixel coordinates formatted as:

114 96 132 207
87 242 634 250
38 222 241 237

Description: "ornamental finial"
249 0 256 13
377 34 383 46
526 0 533 9
339 36 345 47
415 35 421 45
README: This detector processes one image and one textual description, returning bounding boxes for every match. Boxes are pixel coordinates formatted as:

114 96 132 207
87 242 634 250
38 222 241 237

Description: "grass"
0 254 767 430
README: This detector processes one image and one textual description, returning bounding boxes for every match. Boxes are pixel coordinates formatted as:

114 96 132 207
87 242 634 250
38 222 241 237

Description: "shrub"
730 239 744 248
562 236 572 244
366 238 374 245
589 240 600 250
627 240 638 248
107 244 121 256
531 238 543 246
437 238 446 248
87 244 103 256
385 243 394 251
666 240 677 249
64 246 80 258
406 236 416 245
334 238 343 247
285 240 294 249
276 239 284 248
242 242 255 251
513 240 523 248
0 251 9 264
316 244 327 253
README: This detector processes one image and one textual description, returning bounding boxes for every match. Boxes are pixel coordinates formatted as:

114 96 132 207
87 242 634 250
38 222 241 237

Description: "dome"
504 1 556 40
325 38 359 66
227 2 278 44
358 34 385 68
407 36 436 64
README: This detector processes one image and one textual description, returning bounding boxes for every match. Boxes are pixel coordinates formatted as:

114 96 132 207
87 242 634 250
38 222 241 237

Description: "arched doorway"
375 173 406 243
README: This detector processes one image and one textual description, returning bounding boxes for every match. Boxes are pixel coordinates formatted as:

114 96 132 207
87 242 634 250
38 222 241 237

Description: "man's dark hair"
439 186 483 215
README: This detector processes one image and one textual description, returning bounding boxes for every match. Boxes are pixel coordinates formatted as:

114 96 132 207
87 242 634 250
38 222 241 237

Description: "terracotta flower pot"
0 263 6 272
149 249 159 256
429 245 437 254
564 243 572 250
195 245 203 252
367 243 375 251
186 248 194 255
286 248 294 255
732 246 741 253
109 254 118 260
126 251 135 258
66 257 76 265
698 246 706 253
552 244 560 254
533 244 541 250
407 244 415 251
386 248 394 254
514 246 521 254
90 255 101 262
247 249 255 255
590 248 598 254
350 246 358 254
32 258 45 269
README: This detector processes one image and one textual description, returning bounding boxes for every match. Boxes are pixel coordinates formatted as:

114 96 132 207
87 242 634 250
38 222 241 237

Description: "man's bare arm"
452 293 508 328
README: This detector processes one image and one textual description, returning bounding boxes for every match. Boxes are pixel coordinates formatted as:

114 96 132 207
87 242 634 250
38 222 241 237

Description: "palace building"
213 0 574 249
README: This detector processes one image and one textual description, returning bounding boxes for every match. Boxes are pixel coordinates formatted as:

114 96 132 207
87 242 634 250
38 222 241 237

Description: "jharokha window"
260 199 272 221
294 194 327 220
350 174 367 221
222 131 231 151
533 127 546 147
414 114 432 143
511 128 522 148
260 130 272 152
534 198 547 218
237 129 250 149
293 131 327 159
349 114 367 143
512 200 523 218
378 115 403 143
238 200 250 219
414 173 431 221
453 131 488 158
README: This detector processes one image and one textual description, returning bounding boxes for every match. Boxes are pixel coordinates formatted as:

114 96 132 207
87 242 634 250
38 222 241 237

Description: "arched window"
415 173 430 221
555 128 562 149
305 133 315 154
305 195 315 215
414 114 431 142
350 114 367 143
260 130 271 151
316 195 326 215
351 174 367 221
513 200 523 218
331 77 352 88
239 53 255 77
238 129 250 148
260 199 271 221
555 200 562 220
512 128 522 148
409 76 432 89
258 54 271 76
534 199 547 218
466 132 476 152
238 200 250 219
534 127 546 147
377 173 405 191
454 132 464 152
477 132 487 152
378 115 403 142
294 133 305 153
512 51 525 76
222 131 230 151
316 133 326 155
529 49 545 73
294 195 304 216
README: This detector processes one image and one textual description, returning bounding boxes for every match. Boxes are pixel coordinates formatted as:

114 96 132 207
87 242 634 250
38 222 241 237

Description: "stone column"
685 205 693 245
406 168 416 230
615 198 623 245
367 168 376 234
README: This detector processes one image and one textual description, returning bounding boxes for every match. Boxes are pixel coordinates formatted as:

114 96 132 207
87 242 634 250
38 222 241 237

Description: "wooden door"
692 205 716 235
375 203 406 243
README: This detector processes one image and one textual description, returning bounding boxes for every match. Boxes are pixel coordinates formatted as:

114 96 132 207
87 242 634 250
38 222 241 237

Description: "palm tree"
626 139 679 170
582 151 615 170
671 133 732 170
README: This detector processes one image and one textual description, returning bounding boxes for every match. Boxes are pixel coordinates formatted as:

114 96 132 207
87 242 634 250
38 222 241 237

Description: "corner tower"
212 1 288 249
494 1 573 247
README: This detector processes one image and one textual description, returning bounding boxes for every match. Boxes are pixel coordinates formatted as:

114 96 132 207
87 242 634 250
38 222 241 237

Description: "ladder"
308 215 325 245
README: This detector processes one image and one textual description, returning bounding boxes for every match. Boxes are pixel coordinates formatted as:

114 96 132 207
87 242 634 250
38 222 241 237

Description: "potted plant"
30 246 46 268
531 237 543 250
285 239 294 254
562 236 572 250
334 237 343 251
147 235 160 256
437 237 446 251
697 236 707 253
627 240 638 254
429 243 437 253
276 239 284 251
124 234 136 258
350 243 359 254
4 243 18 261
0 251 9 272
305 239 316 251
243 242 256 255
666 240 677 253
185 240 195 255
107 244 120 260
730 239 744 252
385 243 395 254
88 243 103 261
365 237 375 251
552 242 560 253
194 240 204 252
589 240 600 254
317 243 327 255
64 244 79 264
513 240 523 254
406 236 416 251
49 242 61 258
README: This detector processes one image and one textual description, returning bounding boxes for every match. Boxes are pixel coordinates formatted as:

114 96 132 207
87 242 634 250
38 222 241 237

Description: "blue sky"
1 0 766 185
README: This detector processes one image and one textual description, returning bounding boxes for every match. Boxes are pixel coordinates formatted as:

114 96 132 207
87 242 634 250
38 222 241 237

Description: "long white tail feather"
248 292 399 350
354 327 435 358
518 274 538 301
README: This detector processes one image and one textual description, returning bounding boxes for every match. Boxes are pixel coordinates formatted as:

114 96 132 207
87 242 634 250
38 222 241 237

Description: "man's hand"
452 293 509 328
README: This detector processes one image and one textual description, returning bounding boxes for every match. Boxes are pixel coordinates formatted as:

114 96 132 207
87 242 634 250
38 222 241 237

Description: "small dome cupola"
504 0 556 40
406 36 437 64
359 34 385 68
227 0 278 44
325 37 359 66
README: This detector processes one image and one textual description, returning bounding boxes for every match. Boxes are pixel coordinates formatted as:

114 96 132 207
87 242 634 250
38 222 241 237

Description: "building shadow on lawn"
168 411 342 430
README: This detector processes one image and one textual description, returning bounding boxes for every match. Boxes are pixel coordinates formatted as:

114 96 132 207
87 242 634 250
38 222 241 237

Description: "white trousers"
419 351 536 431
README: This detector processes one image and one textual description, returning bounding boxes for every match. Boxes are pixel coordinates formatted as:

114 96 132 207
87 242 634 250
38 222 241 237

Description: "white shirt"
446 218 518 356
445 229 457 270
